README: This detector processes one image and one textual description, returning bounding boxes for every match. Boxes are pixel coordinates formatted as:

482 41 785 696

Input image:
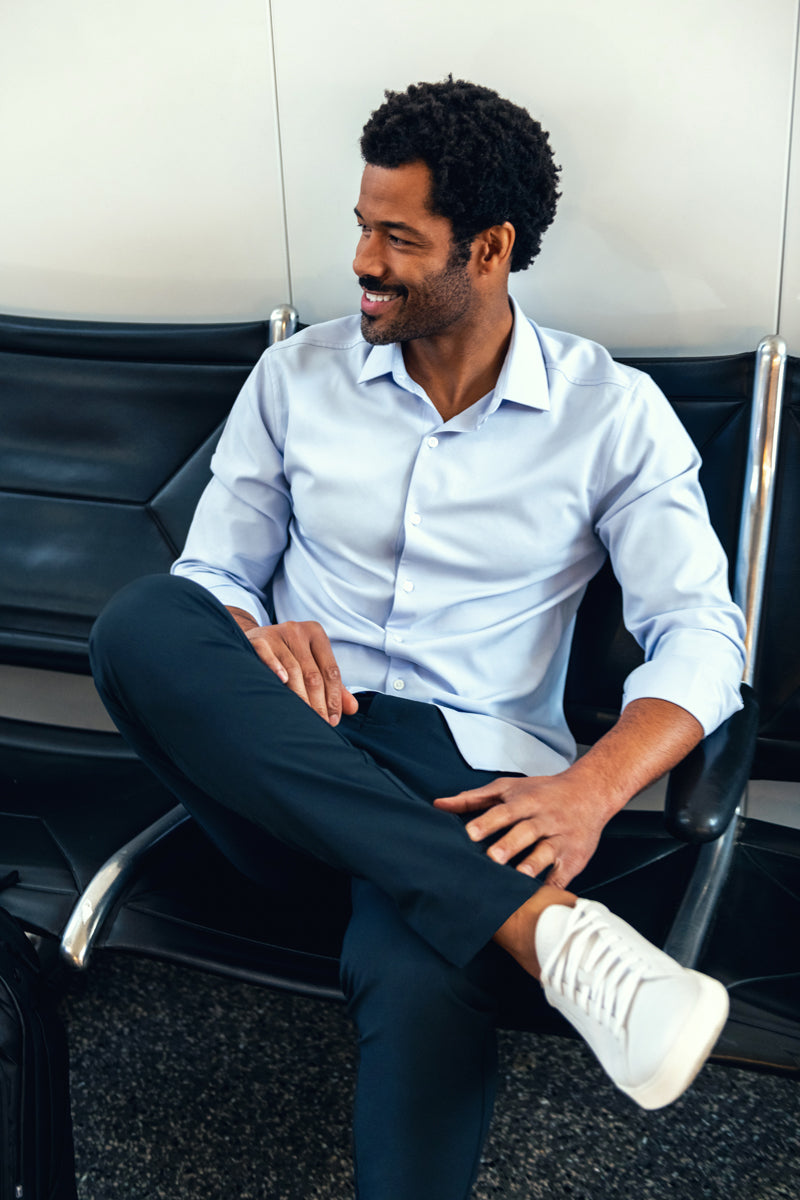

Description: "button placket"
382 425 442 662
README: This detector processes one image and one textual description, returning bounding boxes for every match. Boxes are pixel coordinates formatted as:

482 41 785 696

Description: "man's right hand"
227 608 358 727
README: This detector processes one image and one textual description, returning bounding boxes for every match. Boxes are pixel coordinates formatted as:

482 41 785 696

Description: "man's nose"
353 235 385 280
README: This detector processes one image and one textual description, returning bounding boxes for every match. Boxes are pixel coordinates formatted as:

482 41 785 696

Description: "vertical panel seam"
266 0 293 307
776 2 800 335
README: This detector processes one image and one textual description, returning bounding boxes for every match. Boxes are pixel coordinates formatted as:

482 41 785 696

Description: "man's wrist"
226 605 259 634
564 697 704 820
560 753 630 821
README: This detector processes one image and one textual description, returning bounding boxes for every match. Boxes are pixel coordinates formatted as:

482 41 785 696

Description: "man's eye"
388 235 409 246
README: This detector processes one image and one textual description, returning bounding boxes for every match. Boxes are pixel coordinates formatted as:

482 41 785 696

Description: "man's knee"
90 573 226 705
90 574 221 676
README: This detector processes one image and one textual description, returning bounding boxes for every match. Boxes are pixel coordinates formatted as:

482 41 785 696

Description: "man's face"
353 161 475 345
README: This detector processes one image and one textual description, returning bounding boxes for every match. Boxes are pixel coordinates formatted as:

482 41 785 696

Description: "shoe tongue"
534 901 578 968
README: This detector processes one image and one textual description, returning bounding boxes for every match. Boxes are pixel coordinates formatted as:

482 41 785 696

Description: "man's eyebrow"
353 207 424 237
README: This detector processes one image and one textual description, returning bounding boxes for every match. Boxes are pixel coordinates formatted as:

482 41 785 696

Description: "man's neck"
401 297 514 423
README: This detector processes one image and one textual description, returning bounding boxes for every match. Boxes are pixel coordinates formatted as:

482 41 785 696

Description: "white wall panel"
273 0 797 354
0 0 288 320
779 19 800 354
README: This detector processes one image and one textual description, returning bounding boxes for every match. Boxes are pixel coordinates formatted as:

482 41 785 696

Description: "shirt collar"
357 340 398 385
489 296 550 413
356 295 551 414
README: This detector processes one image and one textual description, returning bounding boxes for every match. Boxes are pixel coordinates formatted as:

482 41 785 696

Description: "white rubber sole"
620 971 730 1110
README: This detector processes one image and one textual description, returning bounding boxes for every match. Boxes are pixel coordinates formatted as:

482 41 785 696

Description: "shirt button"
410 512 422 526
401 580 414 593
427 435 439 448
393 679 405 691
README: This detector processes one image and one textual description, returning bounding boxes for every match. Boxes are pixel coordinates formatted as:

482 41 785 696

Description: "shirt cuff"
170 565 272 627
621 643 744 737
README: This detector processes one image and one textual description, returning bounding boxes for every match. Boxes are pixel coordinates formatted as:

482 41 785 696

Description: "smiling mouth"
360 288 404 318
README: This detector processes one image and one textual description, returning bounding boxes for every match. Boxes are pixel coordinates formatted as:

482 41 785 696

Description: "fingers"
245 629 290 682
480 815 545 865
433 780 511 813
516 839 559 880
544 859 574 890
290 622 343 723
481 817 572 886
246 621 348 725
449 777 596 887
461 789 528 842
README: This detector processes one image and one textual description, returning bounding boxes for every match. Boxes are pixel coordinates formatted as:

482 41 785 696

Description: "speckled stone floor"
61 954 800 1200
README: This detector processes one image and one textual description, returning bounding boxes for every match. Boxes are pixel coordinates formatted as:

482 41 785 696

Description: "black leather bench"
1 309 777 1057
0 312 274 935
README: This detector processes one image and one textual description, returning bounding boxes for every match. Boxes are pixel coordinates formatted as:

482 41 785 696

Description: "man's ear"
474 222 515 274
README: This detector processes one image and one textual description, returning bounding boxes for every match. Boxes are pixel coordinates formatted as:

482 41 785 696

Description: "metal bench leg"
662 797 743 966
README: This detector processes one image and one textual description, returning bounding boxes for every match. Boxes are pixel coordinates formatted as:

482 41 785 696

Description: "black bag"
0 890 77 1200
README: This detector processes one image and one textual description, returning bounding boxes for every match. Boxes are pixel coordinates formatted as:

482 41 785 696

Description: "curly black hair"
360 78 561 273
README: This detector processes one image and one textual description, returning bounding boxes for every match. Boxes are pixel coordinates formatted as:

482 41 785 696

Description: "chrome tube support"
269 304 299 346
734 335 787 691
664 335 786 966
60 805 190 970
662 812 741 965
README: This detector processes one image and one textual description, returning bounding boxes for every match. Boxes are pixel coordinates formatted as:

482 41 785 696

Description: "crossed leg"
89 574 540 968
90 574 550 1199
91 573 729 1195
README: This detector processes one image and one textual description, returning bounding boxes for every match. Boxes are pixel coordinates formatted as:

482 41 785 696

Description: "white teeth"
365 292 395 302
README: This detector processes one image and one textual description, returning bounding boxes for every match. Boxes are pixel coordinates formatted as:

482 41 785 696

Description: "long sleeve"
172 354 291 626
593 374 746 736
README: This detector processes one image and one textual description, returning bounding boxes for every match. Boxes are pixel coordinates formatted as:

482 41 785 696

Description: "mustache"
358 276 408 299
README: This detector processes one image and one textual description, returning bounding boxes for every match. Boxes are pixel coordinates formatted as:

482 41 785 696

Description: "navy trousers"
90 575 540 1200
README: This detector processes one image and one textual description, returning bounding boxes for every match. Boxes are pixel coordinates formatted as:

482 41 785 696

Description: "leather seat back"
0 314 270 673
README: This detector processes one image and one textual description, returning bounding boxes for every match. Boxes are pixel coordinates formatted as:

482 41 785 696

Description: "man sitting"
91 78 745 1200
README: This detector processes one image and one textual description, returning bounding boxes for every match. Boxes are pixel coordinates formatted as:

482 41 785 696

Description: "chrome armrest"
60 804 190 970
660 690 758 966
665 685 759 843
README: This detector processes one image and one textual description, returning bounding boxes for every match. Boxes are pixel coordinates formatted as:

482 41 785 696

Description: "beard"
359 252 474 346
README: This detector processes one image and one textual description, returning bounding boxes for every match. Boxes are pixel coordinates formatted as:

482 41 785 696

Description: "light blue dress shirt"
173 299 746 777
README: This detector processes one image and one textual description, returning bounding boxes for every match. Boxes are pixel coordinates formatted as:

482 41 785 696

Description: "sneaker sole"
620 971 730 1110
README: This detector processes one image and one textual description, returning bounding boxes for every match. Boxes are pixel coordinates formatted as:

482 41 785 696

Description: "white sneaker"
535 898 729 1110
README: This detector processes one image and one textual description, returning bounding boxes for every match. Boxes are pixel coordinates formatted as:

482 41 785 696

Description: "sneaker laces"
540 904 652 1038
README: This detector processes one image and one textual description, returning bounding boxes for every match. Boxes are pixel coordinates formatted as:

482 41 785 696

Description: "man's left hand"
433 771 613 889
434 698 705 889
